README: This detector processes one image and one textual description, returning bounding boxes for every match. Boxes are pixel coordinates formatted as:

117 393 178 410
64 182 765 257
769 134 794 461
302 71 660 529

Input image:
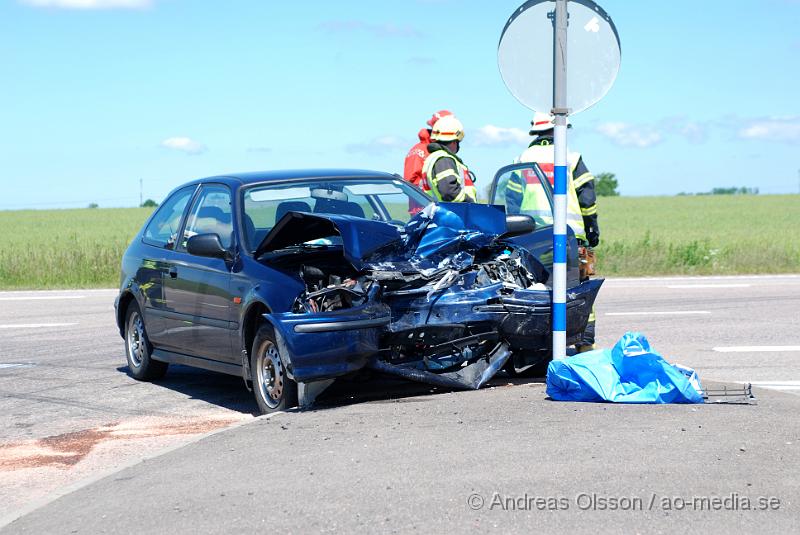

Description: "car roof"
187 169 402 188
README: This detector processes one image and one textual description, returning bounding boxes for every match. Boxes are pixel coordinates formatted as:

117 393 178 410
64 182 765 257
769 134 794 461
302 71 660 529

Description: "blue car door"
160 184 236 363
135 185 198 346
490 162 581 288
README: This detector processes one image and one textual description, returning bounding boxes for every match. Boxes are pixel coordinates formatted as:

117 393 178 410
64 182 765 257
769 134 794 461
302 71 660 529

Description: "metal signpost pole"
552 0 569 360
498 0 619 360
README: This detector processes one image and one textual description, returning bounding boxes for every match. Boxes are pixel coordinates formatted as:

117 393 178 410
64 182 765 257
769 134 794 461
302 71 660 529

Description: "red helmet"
426 109 453 128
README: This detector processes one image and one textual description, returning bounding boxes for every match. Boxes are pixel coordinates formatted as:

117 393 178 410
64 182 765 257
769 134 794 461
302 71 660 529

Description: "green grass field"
0 195 797 289
596 195 799 276
0 207 154 290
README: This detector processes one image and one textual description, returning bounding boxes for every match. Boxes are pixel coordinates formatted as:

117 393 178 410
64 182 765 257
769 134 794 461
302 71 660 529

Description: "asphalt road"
1 275 799 533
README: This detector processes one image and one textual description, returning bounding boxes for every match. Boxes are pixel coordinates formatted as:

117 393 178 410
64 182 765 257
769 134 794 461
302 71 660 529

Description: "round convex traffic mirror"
498 0 621 114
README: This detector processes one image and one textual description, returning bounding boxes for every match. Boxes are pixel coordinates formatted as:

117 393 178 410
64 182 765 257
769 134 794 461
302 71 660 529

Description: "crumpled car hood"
255 211 402 267
402 203 507 259
256 203 514 269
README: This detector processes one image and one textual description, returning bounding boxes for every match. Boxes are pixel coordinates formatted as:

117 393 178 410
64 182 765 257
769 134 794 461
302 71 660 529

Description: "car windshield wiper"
261 243 338 256
289 242 334 249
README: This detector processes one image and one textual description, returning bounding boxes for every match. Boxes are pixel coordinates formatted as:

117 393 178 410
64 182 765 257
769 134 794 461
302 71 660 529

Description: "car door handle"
168 267 178 279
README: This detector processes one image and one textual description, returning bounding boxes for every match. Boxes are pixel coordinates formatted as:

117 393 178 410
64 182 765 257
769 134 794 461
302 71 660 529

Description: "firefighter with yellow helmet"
421 115 478 203
506 111 600 352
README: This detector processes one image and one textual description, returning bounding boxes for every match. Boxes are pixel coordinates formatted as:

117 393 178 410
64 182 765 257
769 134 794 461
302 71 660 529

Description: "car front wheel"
125 302 168 381
251 324 297 414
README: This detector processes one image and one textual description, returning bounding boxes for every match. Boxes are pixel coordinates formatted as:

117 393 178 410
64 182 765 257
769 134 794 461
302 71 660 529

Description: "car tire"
251 324 298 414
124 302 168 381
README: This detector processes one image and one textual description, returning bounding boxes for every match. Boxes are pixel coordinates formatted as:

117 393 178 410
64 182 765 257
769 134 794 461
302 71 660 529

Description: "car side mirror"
502 214 536 238
186 233 229 259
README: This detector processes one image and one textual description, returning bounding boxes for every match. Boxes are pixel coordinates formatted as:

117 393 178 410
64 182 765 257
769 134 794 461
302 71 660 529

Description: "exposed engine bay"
259 203 602 391
289 243 545 314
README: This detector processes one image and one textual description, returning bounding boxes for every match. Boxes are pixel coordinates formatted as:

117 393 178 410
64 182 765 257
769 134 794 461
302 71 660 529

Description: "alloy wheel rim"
257 341 284 408
127 312 146 368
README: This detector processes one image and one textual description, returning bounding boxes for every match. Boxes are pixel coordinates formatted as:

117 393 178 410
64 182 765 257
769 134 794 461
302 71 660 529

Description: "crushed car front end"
258 202 603 390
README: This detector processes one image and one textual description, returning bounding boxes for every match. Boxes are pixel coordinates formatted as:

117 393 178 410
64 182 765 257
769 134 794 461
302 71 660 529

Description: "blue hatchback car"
115 167 602 413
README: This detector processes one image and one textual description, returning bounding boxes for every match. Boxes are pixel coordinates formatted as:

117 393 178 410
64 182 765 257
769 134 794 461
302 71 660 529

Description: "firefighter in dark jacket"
404 109 453 191
421 115 477 203
507 112 599 351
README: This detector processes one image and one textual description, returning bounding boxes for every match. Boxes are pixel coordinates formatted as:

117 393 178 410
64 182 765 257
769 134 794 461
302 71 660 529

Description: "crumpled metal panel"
256 211 401 267
370 342 512 390
260 202 603 392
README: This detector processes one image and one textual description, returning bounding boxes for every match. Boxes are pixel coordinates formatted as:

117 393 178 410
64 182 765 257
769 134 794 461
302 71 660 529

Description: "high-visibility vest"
507 168 554 225
422 150 478 202
517 143 586 241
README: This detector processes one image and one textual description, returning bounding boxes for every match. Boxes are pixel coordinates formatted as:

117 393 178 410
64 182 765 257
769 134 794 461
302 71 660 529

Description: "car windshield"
242 178 432 253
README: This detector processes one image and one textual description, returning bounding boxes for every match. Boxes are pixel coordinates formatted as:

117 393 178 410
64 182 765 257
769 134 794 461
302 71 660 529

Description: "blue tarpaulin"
546 332 704 403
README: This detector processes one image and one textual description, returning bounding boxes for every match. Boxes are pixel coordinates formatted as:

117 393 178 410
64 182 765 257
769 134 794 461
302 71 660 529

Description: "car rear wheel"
125 302 168 381
252 324 297 414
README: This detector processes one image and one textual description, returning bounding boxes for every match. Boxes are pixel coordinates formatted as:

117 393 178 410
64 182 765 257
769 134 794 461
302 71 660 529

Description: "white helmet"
529 111 570 135
431 115 465 142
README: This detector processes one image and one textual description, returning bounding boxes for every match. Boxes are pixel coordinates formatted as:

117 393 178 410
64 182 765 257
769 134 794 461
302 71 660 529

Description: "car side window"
181 185 233 250
142 186 196 249
492 164 554 227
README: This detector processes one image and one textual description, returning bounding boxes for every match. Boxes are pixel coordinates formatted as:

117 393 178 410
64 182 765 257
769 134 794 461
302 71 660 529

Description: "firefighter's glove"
587 230 599 248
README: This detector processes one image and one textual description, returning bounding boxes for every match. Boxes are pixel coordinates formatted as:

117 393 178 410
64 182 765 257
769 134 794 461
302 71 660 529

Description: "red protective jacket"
403 128 432 190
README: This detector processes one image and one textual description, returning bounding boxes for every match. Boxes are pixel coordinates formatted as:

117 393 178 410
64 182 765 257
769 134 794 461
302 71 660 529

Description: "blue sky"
1 0 799 209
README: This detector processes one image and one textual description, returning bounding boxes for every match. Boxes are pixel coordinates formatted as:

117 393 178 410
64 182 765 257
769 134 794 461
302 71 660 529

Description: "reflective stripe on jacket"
517 142 588 240
506 168 553 225
422 145 477 202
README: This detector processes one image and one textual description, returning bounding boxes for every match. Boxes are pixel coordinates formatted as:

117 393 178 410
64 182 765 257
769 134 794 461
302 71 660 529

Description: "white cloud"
737 117 800 144
160 137 207 155
346 136 406 155
596 122 663 148
594 116 800 148
471 125 529 147
674 122 707 143
21 0 152 8
662 117 709 143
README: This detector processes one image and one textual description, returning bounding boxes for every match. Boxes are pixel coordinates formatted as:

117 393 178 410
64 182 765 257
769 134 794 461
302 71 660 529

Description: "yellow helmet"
431 115 464 142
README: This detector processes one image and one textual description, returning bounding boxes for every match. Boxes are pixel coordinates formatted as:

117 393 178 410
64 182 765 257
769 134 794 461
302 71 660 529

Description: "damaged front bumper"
265 278 603 389
370 341 511 390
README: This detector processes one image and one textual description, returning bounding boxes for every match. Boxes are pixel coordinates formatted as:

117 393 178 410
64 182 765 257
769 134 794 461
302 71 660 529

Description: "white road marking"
713 346 800 353
606 311 711 316
747 381 800 396
749 381 800 391
0 363 35 370
667 284 751 289
604 275 800 283
0 296 85 301
0 323 78 330
0 289 116 296
602 275 800 289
